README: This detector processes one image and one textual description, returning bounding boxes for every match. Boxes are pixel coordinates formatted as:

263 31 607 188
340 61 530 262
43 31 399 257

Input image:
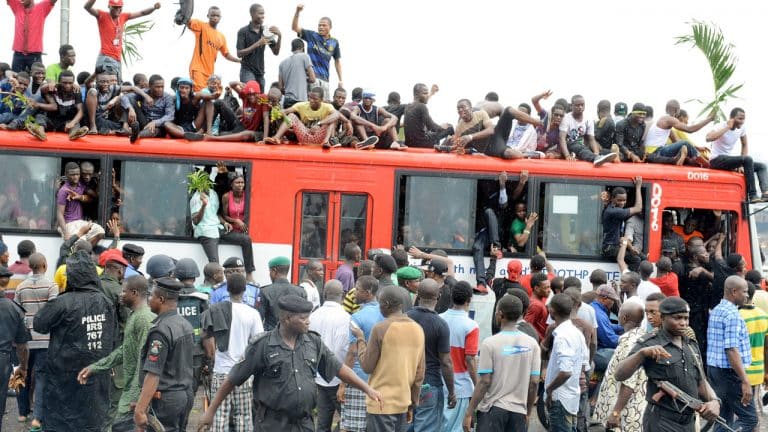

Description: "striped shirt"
739 305 768 385
707 299 751 369
15 273 58 350
441 308 480 399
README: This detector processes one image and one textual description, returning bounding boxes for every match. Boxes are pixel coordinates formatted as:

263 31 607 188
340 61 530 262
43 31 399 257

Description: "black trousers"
477 406 528 431
151 388 193 432
642 404 695 432
198 231 256 273
316 384 340 432
0 352 11 426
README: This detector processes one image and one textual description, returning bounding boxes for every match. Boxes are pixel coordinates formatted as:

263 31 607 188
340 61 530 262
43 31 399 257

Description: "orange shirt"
188 19 229 77
672 225 703 243
97 11 130 61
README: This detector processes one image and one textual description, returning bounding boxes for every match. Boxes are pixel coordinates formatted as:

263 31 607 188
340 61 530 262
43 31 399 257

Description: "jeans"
239 68 265 93
11 51 42 72
476 406 528 431
711 155 768 199
17 349 47 422
316 384 340 432
548 399 577 432
707 366 758 432
198 231 255 273
95 53 123 82
442 397 469 432
409 385 443 432
594 348 615 373
0 352 11 425
472 208 500 286
649 141 698 164
567 142 597 162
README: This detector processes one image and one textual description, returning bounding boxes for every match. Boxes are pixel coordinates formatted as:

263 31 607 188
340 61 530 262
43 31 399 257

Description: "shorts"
341 386 367 432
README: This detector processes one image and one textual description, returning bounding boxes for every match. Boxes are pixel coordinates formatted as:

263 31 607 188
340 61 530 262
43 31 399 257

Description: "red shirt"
238 94 270 131
96 10 130 61
524 296 549 340
650 272 679 297
520 272 555 297
10 0 54 54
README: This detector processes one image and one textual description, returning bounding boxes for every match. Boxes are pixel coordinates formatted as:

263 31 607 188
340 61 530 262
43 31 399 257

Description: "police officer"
209 256 260 307
135 277 195 432
615 297 721 432
175 258 211 394
34 250 118 431
0 266 30 426
198 295 382 432
259 256 307 331
122 243 145 278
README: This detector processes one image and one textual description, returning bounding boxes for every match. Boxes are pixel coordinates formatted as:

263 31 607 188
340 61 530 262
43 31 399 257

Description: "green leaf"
187 170 213 194
121 20 155 66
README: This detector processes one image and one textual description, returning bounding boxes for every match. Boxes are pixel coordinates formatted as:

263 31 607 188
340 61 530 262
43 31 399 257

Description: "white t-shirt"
710 125 747 158
545 319 589 415
546 301 598 329
469 290 497 344
644 121 671 148
559 113 594 146
213 302 264 374
300 280 321 310
637 280 661 301
507 120 537 152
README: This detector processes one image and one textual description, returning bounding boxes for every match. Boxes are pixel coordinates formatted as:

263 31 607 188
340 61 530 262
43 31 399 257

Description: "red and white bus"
0 131 761 287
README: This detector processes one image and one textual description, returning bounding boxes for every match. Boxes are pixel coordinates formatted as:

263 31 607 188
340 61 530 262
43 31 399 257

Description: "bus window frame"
392 170 529 256
661 206 739 257
533 176 649 261
106 155 252 242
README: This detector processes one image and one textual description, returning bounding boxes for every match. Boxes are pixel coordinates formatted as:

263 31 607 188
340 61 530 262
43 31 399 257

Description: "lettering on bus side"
650 183 663 232
687 171 710 181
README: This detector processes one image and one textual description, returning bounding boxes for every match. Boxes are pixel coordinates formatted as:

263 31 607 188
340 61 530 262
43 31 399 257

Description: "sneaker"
523 151 542 159
322 141 331 149
129 122 140 143
355 136 378 150
115 128 131 137
593 152 617 167
26 123 46 141
434 144 452 153
184 131 204 141
68 126 89 141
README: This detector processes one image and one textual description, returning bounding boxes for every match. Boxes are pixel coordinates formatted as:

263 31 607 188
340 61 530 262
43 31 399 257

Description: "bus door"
293 191 372 285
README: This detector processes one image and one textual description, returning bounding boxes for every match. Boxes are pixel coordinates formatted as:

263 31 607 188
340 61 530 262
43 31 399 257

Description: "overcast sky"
2 0 767 159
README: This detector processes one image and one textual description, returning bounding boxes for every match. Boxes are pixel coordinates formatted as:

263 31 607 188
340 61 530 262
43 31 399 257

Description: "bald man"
593 301 648 431
406 279 456 430
310 279 350 432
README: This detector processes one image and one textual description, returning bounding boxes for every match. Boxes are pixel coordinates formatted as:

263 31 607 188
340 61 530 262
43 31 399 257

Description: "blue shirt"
124 264 142 279
707 299 751 369
298 29 340 81
350 301 384 380
591 300 623 349
209 282 259 308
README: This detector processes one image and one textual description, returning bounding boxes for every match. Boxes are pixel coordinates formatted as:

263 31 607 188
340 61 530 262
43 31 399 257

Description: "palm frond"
676 20 743 122
121 20 155 66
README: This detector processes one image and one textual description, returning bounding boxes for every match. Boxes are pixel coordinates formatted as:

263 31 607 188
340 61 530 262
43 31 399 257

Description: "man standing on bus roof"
186 6 241 92
84 0 161 82
7 0 57 73
237 3 281 92
559 94 618 166
292 3 342 99
706 108 768 203
602 177 643 271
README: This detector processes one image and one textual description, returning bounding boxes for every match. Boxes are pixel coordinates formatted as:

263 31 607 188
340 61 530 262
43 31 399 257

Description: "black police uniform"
0 292 31 426
258 277 307 331
140 306 195 432
629 328 706 432
33 251 118 432
177 284 209 392
228 296 343 432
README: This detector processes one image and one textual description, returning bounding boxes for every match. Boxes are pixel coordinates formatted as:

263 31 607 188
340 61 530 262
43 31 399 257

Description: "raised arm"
292 4 303 34
83 0 98 17
628 176 643 216
531 90 552 115
128 2 160 20
665 112 715 134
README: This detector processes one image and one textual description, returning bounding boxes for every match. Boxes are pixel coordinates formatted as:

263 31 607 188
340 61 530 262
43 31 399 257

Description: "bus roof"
0 131 746 185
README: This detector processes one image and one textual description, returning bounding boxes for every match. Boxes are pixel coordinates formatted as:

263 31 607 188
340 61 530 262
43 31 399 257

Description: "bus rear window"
399 176 475 250
0 154 58 230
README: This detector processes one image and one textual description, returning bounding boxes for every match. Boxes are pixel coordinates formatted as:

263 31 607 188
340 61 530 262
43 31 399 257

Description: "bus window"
541 183 604 256
116 160 191 236
300 192 329 258
0 154 58 230
399 176 476 250
338 194 368 256
61 158 102 224
663 208 737 259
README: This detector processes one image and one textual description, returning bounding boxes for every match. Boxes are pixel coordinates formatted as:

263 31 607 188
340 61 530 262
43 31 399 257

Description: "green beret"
396 266 422 281
278 295 313 313
268 256 291 268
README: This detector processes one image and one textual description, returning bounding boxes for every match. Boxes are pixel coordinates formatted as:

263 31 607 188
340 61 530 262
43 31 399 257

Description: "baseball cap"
108 0 124 7
596 284 620 301
362 91 376 100
99 249 129 267
242 81 261 95
614 102 628 116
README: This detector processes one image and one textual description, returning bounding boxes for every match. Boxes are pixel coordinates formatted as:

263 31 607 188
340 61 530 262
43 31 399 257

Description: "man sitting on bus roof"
189 80 271 142
614 103 647 162
121 74 174 143
264 86 340 148
645 99 713 167
559 94 618 166
0 72 47 135
85 66 147 136
350 91 402 150
165 77 217 140
436 98 493 154
404 83 453 148
329 87 359 148
28 70 90 141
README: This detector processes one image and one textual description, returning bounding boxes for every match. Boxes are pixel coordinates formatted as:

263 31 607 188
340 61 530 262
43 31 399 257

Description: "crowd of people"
1 212 768 432
2 1 767 201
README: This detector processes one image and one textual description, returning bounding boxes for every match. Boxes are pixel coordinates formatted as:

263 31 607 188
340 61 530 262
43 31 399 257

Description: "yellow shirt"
54 263 103 292
292 101 335 124
740 305 768 386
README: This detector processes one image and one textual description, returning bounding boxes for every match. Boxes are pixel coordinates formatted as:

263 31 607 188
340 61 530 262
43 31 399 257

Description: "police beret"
0 266 12 277
268 256 291 268
147 254 177 279
659 297 690 315
278 295 313 313
154 277 184 292
122 243 145 256
396 266 422 281
222 257 245 268
174 258 200 279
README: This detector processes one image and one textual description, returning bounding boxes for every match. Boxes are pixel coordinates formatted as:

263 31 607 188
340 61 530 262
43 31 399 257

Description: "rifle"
651 380 739 432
